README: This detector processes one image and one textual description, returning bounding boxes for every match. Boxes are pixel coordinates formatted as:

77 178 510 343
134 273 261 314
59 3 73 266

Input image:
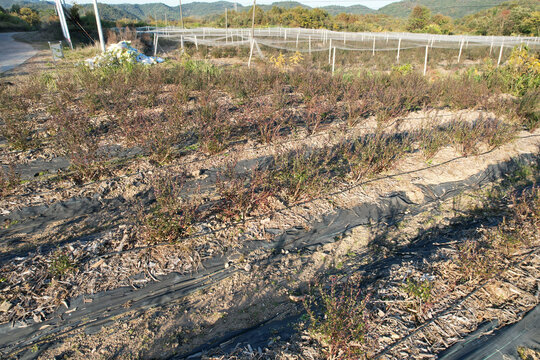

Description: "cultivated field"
0 36 539 359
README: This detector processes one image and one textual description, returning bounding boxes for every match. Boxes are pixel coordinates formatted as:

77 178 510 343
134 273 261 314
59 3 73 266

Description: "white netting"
137 26 539 56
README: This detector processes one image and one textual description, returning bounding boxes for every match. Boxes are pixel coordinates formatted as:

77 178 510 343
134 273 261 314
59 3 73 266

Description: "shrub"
121 108 185 164
446 119 482 156
272 147 335 204
0 92 33 150
346 133 412 181
216 162 274 221
49 251 76 277
401 277 433 318
305 277 371 359
456 238 499 282
418 127 449 160
517 88 540 130
192 94 230 154
140 172 197 243
304 96 335 135
505 46 540 96
243 98 287 144
0 164 19 197
50 110 106 183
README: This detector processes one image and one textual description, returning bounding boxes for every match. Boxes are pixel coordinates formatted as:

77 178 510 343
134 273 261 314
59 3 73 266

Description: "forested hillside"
1 0 537 36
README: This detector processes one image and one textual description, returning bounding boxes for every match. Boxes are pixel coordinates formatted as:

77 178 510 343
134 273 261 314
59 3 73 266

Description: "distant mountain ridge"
81 1 375 21
377 0 508 18
0 0 512 21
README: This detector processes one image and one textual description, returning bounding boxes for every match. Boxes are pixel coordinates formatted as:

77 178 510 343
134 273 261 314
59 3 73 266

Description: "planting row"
1 47 538 188
303 165 539 359
0 113 521 325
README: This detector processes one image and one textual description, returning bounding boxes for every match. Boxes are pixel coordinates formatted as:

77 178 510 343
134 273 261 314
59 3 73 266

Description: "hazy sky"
78 0 399 10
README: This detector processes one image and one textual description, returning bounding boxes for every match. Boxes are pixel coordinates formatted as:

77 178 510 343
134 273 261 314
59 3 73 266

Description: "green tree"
10 4 20 14
18 7 40 27
407 5 431 32
70 4 81 23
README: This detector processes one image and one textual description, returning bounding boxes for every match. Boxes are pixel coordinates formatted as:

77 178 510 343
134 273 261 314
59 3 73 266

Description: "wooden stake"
309 36 311 54
296 33 299 48
372 36 375 56
489 36 494 55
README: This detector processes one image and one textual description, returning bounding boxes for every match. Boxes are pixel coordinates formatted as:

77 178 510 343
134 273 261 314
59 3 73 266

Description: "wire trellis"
137 26 539 53
136 26 538 73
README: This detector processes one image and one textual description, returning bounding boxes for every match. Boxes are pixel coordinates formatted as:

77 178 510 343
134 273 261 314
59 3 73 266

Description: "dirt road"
0 32 37 73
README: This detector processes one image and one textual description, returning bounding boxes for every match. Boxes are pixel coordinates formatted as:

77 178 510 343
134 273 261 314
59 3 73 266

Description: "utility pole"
179 0 184 29
54 0 72 49
225 8 228 43
251 0 256 41
92 0 105 52
248 0 256 67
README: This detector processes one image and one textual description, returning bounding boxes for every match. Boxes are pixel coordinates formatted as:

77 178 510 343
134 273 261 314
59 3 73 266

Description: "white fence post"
328 38 332 64
497 40 504 67
458 38 464 63
248 38 254 67
397 37 401 63
372 36 376 56
332 47 336 75
92 0 106 52
423 44 429 76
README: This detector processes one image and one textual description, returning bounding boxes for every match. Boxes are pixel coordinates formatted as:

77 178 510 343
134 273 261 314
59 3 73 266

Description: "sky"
76 0 399 10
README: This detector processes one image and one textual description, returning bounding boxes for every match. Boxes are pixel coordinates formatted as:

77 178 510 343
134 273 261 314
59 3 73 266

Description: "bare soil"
0 43 538 360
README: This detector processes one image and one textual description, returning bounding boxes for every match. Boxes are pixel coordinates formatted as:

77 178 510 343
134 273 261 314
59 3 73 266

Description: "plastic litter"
84 41 164 69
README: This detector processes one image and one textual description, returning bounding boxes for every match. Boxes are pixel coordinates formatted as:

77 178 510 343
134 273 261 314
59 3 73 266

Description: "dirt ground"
0 40 539 359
